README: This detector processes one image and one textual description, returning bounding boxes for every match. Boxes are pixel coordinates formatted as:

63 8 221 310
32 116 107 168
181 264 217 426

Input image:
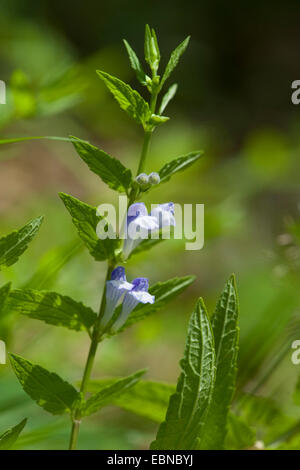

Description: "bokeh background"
1 0 300 449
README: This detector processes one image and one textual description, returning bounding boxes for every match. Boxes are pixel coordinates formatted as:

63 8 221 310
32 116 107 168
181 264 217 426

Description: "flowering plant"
0 26 243 451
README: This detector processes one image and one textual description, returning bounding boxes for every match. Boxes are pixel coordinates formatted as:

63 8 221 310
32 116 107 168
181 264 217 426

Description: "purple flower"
99 266 133 329
123 202 175 258
111 277 155 332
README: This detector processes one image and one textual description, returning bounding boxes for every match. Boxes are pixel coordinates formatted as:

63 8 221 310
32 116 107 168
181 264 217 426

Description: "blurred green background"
1 0 300 449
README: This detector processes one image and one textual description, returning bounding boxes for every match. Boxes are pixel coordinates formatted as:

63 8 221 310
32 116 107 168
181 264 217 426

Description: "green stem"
68 263 114 450
136 130 152 176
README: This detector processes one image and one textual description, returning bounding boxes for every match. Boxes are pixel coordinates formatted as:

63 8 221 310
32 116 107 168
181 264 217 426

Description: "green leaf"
198 275 239 450
0 216 43 269
0 418 27 450
123 40 148 85
144 24 152 66
107 275 195 336
87 379 175 423
159 83 178 114
293 373 300 405
225 413 256 450
59 192 119 262
159 151 203 184
159 36 190 90
96 71 151 128
0 282 11 313
148 114 170 126
72 138 132 194
7 289 97 332
9 353 79 415
150 299 216 450
82 370 146 417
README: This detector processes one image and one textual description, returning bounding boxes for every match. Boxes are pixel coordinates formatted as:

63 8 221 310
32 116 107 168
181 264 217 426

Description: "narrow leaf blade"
160 36 190 89
150 299 216 449
0 418 27 450
123 40 147 85
82 370 146 417
87 379 175 423
7 289 97 332
9 353 79 415
0 216 43 269
159 83 178 114
159 151 204 184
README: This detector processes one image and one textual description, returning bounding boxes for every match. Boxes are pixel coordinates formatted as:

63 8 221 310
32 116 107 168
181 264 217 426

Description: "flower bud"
135 173 149 186
148 172 160 185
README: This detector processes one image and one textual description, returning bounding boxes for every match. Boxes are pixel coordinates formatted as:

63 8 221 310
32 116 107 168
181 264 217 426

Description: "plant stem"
135 86 158 177
68 263 114 450
69 80 160 450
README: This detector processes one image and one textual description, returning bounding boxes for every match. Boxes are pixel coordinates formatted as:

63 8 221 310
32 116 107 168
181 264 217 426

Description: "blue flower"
123 202 175 258
99 266 133 329
100 267 155 333
111 277 155 332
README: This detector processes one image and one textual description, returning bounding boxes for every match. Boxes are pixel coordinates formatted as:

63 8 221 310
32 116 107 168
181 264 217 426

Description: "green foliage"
225 413 256 450
82 370 146 417
198 275 239 449
151 299 216 450
7 289 97 333
0 418 27 450
0 216 43 269
59 192 119 261
9 354 79 415
159 36 190 90
72 138 132 194
159 151 204 183
159 84 178 114
144 25 160 74
88 379 175 423
123 40 148 86
107 275 195 335
96 71 151 128
0 282 11 312
294 374 300 406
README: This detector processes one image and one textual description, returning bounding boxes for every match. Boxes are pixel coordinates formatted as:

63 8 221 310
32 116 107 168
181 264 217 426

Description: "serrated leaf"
6 289 97 332
0 282 11 313
159 83 178 114
198 275 239 449
72 138 132 194
225 413 256 450
9 354 79 415
0 418 27 450
107 275 195 336
123 40 148 85
0 216 43 269
82 370 146 417
59 192 119 261
159 151 203 183
160 36 190 90
150 299 216 450
97 71 151 127
87 379 175 423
